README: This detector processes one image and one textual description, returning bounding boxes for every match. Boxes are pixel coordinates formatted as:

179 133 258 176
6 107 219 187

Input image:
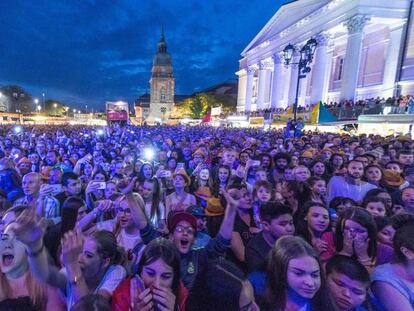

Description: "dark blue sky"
0 0 288 109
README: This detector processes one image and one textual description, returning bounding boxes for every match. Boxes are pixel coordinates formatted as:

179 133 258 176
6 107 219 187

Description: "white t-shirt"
97 219 142 252
64 264 126 310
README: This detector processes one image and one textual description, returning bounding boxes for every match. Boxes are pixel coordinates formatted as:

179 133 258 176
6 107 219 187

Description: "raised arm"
13 208 67 291
217 189 239 240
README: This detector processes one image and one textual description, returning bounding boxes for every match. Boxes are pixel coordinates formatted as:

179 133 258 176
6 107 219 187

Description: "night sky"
0 0 289 109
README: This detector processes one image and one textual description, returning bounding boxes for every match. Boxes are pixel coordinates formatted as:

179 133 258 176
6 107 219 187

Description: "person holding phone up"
112 238 187 311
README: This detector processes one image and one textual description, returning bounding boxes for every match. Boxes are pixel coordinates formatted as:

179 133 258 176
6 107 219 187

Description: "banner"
106 101 129 121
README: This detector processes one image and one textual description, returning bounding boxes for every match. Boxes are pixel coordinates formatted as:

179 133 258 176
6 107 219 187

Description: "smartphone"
85 154 93 161
161 170 172 178
250 160 261 167
49 184 63 193
130 275 146 308
95 182 106 190
176 162 185 170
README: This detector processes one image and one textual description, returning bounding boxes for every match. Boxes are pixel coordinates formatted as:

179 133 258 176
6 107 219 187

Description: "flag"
311 101 320 124
286 105 294 115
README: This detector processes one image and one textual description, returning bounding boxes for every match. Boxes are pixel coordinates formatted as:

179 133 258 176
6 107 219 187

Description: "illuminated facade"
237 0 414 111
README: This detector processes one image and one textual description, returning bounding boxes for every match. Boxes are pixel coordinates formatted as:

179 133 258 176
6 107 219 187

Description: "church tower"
149 28 175 122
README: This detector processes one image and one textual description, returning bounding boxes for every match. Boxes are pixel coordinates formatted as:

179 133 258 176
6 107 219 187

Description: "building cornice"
241 0 411 68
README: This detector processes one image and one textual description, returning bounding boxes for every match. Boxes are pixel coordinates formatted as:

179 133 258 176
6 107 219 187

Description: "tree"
44 99 68 115
189 94 208 119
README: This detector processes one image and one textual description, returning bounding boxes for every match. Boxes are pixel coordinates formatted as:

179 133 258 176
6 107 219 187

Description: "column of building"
244 66 256 112
271 53 283 108
382 24 405 98
287 49 300 106
256 60 271 110
340 14 370 101
310 32 330 104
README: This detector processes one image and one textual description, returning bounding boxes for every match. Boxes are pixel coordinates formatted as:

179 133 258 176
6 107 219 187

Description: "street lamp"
53 103 57 116
37 105 41 113
283 38 317 121
42 93 45 112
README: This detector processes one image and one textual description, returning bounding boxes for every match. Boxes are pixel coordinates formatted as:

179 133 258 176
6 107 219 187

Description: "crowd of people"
227 94 414 119
0 123 413 311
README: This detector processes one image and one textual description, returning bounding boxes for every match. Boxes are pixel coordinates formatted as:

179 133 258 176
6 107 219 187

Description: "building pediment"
242 0 330 56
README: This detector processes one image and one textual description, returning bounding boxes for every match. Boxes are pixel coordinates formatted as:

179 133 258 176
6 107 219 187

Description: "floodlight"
14 126 22 134
143 148 155 161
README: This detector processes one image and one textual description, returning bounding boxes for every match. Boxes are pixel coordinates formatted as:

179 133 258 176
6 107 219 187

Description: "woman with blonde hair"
0 205 65 311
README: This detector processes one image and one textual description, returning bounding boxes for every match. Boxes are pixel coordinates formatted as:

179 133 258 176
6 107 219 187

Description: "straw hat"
383 169 404 187
205 197 225 216
173 168 191 186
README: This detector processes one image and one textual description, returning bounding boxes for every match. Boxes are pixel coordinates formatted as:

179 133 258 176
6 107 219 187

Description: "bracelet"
70 274 84 285
27 243 44 258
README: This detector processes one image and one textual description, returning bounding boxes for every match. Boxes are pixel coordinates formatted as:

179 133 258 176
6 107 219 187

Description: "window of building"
337 58 344 81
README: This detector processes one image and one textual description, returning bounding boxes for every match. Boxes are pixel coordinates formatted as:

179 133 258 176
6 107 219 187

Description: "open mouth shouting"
2 253 14 267
177 238 190 253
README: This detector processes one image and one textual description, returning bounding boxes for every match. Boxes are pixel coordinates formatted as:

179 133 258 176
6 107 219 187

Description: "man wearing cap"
126 186 238 291
186 205 211 250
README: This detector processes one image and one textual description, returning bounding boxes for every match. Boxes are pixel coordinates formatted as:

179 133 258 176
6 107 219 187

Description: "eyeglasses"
174 225 195 235
115 208 131 215
343 227 367 235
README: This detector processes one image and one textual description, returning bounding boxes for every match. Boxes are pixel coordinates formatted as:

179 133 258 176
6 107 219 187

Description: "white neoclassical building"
236 0 414 112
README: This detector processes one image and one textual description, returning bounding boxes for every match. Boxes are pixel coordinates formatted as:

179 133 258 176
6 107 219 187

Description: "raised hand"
220 188 240 210
85 181 101 194
13 208 46 248
96 200 112 213
119 176 137 195
61 229 84 266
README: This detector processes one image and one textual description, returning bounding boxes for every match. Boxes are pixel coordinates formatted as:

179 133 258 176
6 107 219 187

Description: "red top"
112 277 188 311
320 231 336 261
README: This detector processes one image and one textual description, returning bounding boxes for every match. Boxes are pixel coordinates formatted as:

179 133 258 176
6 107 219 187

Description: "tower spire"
157 26 167 53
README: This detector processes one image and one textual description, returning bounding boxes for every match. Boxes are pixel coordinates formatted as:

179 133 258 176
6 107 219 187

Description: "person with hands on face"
334 207 392 272
12 207 126 309
297 201 335 262
112 238 187 311
126 182 239 291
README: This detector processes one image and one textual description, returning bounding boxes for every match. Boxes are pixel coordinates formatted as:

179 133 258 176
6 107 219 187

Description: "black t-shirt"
233 213 256 246
226 213 257 270
245 232 272 273
0 297 39 311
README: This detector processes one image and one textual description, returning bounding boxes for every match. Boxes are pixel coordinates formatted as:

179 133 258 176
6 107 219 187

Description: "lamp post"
42 93 45 112
53 103 57 116
283 38 317 121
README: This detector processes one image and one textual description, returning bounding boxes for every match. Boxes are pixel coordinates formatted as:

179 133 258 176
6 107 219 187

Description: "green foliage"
188 94 207 119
